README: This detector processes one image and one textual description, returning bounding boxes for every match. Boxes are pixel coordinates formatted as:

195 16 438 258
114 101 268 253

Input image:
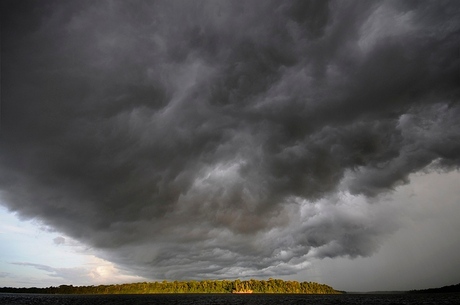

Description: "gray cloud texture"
12 262 105 284
1 0 460 280
53 236 66 245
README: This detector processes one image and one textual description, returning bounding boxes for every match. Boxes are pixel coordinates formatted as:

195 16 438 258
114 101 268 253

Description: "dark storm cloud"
1 0 460 279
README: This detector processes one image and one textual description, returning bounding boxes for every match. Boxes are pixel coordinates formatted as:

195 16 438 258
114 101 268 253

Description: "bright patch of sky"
0 204 147 288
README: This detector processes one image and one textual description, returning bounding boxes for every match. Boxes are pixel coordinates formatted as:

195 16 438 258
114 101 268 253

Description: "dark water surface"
1 293 459 305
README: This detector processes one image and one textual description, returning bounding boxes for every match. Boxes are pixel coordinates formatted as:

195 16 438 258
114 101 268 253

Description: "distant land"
0 279 340 294
350 282 460 294
409 283 460 294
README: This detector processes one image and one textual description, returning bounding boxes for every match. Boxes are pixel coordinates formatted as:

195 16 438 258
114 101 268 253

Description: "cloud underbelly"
1 0 460 280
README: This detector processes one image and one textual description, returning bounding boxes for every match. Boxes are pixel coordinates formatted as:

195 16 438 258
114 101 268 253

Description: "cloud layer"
1 0 460 280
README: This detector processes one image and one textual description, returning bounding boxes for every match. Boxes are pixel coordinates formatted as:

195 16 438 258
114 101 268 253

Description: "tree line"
0 278 340 294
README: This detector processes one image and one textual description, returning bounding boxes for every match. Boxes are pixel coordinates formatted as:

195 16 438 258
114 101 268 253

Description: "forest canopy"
0 279 340 294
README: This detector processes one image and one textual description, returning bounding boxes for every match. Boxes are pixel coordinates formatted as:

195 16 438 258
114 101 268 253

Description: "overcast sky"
1 0 460 292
